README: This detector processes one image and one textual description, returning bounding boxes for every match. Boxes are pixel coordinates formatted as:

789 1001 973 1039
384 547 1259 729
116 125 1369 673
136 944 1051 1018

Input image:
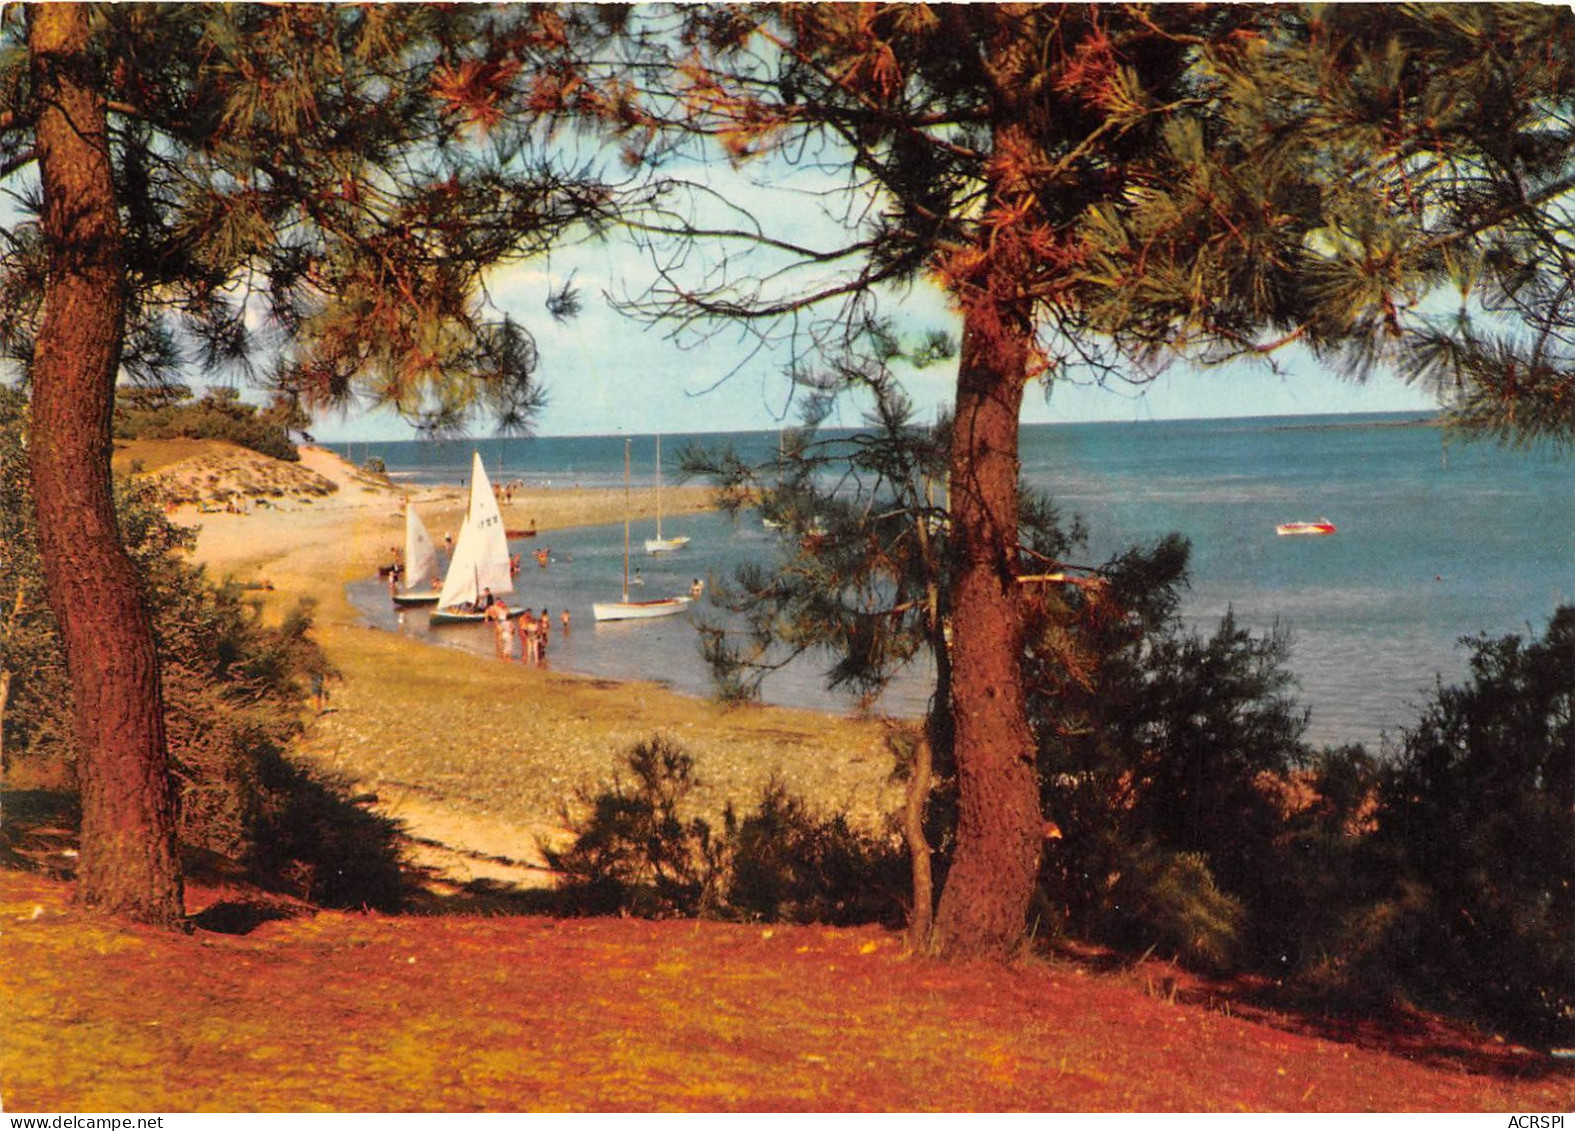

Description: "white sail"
437 452 514 610
401 504 439 595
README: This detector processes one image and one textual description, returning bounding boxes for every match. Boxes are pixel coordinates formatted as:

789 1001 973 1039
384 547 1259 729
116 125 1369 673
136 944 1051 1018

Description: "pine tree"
0 4 610 922
599 3 1575 957
605 3 1287 956
679 322 962 944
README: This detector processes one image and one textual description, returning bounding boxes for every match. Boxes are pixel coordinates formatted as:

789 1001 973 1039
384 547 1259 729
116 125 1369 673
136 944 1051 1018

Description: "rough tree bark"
28 3 184 925
931 286 1042 959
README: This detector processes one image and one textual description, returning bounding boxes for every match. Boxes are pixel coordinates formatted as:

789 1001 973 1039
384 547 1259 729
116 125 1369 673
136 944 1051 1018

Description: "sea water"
337 413 1575 751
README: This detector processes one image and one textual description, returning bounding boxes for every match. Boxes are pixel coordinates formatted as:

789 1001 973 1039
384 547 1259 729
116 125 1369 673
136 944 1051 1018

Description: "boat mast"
622 438 631 602
654 434 662 541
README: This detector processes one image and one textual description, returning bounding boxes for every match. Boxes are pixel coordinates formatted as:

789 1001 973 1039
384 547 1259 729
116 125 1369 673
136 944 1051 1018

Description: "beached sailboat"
643 434 691 554
391 503 442 607
431 452 525 625
596 439 693 622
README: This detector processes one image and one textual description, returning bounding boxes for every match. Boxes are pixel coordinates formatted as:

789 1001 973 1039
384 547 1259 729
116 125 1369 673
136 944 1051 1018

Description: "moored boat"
392 502 442 607
592 595 694 622
597 439 696 622
643 434 691 554
1276 518 1338 536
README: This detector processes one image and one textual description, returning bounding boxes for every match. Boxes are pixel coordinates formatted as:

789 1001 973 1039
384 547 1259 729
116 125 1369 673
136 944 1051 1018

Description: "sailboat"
391 502 441 607
643 434 691 554
430 452 525 626
595 439 694 622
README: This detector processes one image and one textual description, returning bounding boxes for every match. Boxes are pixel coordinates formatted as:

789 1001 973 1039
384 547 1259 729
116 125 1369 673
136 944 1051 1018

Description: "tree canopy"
0 4 629 429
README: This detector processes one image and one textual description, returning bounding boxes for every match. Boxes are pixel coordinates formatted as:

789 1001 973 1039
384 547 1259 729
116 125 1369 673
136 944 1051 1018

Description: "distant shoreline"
318 408 1445 448
1268 415 1442 433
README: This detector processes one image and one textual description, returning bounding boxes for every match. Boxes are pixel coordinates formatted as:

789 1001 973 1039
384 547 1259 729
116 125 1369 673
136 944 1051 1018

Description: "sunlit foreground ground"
4 868 1572 1112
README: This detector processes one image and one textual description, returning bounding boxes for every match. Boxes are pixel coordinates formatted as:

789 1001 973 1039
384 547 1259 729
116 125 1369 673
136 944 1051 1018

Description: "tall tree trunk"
28 4 184 926
932 294 1042 958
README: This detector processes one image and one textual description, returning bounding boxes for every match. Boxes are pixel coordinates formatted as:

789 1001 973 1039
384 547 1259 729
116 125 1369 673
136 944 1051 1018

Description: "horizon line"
317 407 1440 445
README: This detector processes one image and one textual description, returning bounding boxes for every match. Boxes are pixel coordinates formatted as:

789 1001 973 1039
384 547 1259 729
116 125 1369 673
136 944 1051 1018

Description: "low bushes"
114 384 305 463
2 388 405 911
545 734 907 926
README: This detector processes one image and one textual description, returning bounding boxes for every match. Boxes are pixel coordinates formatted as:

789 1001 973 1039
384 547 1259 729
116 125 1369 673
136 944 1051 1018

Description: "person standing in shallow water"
487 601 511 656
518 608 539 664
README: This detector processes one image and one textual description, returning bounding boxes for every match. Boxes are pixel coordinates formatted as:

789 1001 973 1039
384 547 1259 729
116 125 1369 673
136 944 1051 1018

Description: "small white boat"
1276 518 1337 536
432 452 525 624
391 503 442 607
643 434 690 554
597 439 694 622
592 595 694 621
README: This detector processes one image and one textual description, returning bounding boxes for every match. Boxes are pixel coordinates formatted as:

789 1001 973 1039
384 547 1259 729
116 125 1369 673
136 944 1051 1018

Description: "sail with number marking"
437 452 513 610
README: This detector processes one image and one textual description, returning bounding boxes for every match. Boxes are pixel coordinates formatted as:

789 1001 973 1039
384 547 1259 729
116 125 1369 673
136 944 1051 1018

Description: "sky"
313 208 1441 444
312 291 1441 443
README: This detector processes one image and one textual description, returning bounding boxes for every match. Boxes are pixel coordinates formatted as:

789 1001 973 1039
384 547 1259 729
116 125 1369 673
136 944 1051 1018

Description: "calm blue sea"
334 413 1575 751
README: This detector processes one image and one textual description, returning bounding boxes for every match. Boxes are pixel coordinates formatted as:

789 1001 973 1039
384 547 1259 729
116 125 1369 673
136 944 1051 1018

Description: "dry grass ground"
2 870 1569 1112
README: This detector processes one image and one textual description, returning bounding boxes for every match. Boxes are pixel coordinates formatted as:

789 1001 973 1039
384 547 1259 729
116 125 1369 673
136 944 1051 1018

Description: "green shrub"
544 735 726 918
3 388 402 909
547 735 906 925
114 385 303 462
248 753 407 911
1027 535 1314 968
1365 610 1575 1042
726 780 906 926
1254 745 1387 975
1102 843 1245 975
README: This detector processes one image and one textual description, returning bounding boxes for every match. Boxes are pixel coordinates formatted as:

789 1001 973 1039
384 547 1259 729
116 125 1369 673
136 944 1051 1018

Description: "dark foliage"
546 734 905 926
543 735 726 919
1027 533 1315 972
1364 611 1575 1042
247 753 408 913
727 781 907 927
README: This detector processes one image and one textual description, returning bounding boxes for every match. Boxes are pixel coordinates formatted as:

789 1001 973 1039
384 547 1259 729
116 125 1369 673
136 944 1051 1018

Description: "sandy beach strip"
180 446 901 889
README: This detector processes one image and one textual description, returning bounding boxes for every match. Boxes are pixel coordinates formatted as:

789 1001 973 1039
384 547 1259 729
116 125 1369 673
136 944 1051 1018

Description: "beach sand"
182 446 900 891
